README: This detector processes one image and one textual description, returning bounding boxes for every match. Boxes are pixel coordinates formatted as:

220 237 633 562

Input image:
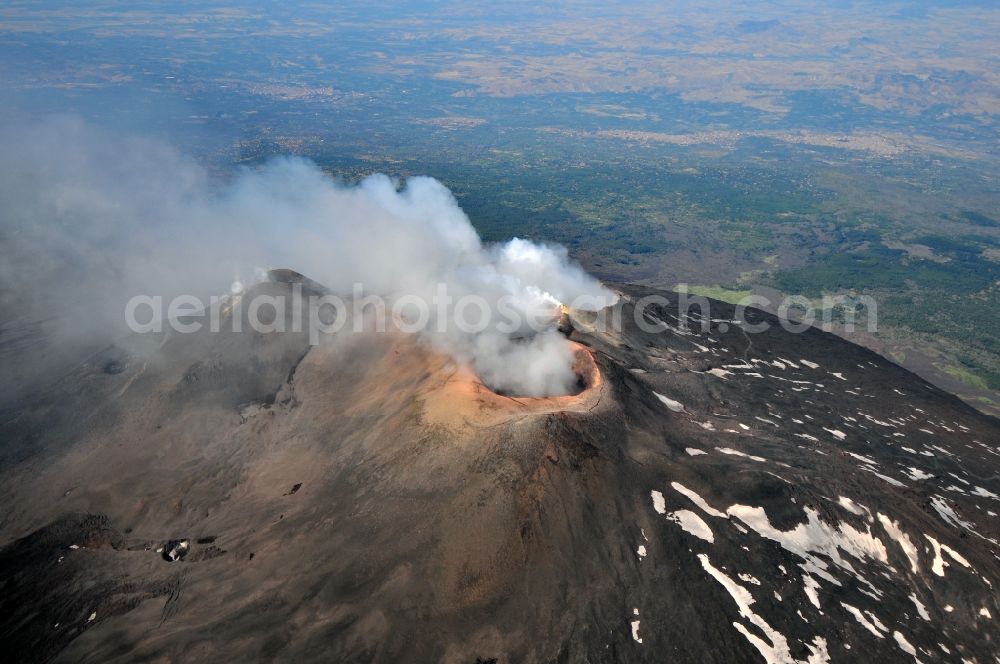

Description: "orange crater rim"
421 342 605 429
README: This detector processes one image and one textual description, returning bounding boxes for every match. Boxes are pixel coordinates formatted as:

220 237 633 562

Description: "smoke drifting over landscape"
0 116 616 398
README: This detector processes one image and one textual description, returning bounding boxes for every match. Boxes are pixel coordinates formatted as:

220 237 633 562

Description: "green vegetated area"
881 288 1000 390
943 365 990 390
675 285 754 305
775 236 1000 295
456 159 812 265
774 230 1000 390
960 210 1000 228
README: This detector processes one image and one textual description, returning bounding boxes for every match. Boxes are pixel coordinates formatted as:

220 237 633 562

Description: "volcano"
0 271 997 663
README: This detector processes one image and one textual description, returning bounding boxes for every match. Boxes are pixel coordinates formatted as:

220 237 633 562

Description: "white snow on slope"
671 486 888 586
893 631 921 663
654 392 685 412
667 509 715 543
925 534 972 577
716 447 767 463
651 490 666 514
671 482 727 518
877 514 919 574
909 593 930 621
842 603 886 638
699 554 830 664
726 505 888 584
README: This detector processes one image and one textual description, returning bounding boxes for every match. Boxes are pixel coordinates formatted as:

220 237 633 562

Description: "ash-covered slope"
0 276 997 663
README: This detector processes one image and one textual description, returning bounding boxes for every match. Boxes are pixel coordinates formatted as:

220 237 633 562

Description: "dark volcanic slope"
0 278 998 663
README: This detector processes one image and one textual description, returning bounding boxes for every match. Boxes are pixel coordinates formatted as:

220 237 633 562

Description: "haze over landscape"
1 2 999 663
4 0 999 413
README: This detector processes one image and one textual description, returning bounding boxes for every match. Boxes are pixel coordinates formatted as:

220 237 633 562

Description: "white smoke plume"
0 116 617 398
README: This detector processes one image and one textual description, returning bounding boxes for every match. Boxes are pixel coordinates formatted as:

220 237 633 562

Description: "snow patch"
630 613 642 644
909 593 930 621
654 392 685 412
726 505 887 585
925 534 972 577
671 482 727 518
860 467 906 487
877 514 919 574
848 452 877 465
971 486 999 500
892 631 920 662
842 603 886 638
837 497 869 518
667 509 715 543
699 554 829 664
902 467 933 481
650 490 666 514
803 575 821 609
716 447 767 463
930 495 973 530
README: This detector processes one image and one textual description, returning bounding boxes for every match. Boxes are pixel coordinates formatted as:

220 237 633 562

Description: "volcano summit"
0 272 997 663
